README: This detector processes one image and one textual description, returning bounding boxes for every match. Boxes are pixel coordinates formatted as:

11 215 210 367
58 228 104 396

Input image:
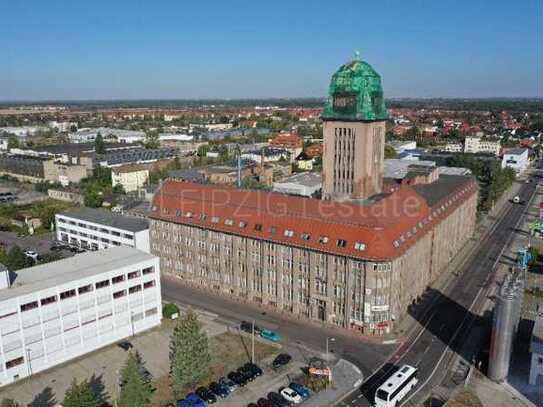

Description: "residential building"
96 148 177 168
502 148 529 173
444 143 463 153
272 173 322 197
55 208 150 252
269 133 303 160
148 57 479 336
0 247 161 387
111 164 150 193
464 135 501 156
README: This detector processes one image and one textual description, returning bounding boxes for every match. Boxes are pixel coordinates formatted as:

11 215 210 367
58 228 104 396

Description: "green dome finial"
321 58 388 122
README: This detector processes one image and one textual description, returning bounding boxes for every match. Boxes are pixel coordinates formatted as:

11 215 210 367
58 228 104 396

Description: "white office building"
56 207 150 253
502 148 529 174
0 247 161 387
464 135 501 156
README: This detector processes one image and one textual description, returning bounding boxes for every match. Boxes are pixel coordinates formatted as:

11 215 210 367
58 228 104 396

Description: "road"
341 168 540 407
160 167 539 407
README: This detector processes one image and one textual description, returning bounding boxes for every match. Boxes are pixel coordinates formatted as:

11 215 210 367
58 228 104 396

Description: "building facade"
464 135 501 156
149 58 479 336
502 148 529 173
0 247 161 387
55 207 150 253
111 164 150 193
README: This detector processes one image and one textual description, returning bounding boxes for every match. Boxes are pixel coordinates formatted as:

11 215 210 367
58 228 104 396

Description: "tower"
321 56 388 201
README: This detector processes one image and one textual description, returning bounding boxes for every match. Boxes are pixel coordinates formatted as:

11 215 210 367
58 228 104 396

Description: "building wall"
0 257 161 387
322 120 385 200
150 188 478 335
55 214 150 253
47 189 84 205
112 169 149 192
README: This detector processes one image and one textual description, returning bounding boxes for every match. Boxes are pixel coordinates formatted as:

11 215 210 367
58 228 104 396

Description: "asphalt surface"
160 167 540 407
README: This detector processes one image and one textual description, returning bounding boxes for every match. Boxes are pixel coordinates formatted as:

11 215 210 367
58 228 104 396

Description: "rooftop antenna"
354 50 361 61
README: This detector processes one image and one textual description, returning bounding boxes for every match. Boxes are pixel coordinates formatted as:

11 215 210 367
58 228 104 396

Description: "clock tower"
321 56 388 201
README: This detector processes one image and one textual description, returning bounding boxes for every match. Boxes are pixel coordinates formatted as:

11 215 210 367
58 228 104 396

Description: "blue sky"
1 0 542 101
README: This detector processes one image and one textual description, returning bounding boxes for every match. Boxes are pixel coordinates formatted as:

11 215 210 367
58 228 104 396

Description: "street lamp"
325 337 335 386
325 337 335 363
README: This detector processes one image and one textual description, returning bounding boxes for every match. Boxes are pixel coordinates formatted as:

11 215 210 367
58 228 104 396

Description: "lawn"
151 331 278 406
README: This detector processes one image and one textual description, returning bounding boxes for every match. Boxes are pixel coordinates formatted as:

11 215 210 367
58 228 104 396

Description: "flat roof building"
0 247 161 387
55 208 150 253
273 172 322 197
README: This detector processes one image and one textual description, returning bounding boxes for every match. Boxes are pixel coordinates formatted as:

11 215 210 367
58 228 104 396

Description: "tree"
63 379 101 407
5 245 33 271
94 132 106 155
384 145 397 159
170 308 211 399
1 399 22 407
143 131 160 149
7 135 19 150
119 351 154 407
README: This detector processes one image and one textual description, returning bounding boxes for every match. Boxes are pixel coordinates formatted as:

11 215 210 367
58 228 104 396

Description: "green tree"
5 245 33 271
63 379 101 407
143 131 160 149
0 399 22 407
384 144 397 159
197 144 210 157
169 309 211 399
94 132 106 155
7 135 19 150
119 351 154 407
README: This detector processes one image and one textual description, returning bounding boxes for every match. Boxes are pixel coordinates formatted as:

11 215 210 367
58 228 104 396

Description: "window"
112 275 125 284
113 290 126 299
144 280 156 289
78 284 93 295
211 216 220 224
319 236 329 244
95 280 110 289
254 224 263 231
21 301 38 312
199 213 207 221
123 233 134 240
225 219 234 226
142 266 154 275
270 226 277 235
393 240 400 248
284 229 294 237
354 242 366 251
301 233 311 241
129 285 142 294
60 289 76 300
5 357 24 370
128 271 141 280
337 239 347 248
175 209 181 217
40 295 57 306
539 357 543 365
239 221 247 228
185 211 193 218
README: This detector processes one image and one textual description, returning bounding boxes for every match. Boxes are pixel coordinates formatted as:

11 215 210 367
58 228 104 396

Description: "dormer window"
301 233 310 241
239 221 247 228
337 239 347 248
254 224 263 232
284 229 294 237
354 242 366 251
319 236 329 244
225 219 234 226
211 216 220 224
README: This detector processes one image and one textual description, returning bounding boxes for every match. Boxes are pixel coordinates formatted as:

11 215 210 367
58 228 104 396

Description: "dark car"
240 320 261 334
243 362 263 377
196 386 217 404
209 381 229 398
237 366 257 382
257 398 275 407
247 404 258 407
50 244 66 252
272 353 292 369
267 392 291 407
117 341 133 351
227 371 247 387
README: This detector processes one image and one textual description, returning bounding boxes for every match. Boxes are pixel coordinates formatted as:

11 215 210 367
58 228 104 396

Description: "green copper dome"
321 58 388 121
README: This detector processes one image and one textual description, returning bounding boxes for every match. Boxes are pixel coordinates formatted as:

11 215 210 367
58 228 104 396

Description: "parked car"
237 366 256 382
141 367 152 384
288 383 310 400
243 362 263 377
272 353 292 369
209 381 229 398
260 329 281 342
178 393 207 407
218 376 238 392
240 320 262 334
247 403 258 407
24 250 39 261
196 387 217 404
280 388 302 404
117 341 133 351
267 391 292 407
257 398 275 407
227 371 247 387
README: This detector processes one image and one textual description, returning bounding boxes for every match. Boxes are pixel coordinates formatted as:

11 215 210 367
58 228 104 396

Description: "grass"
150 331 278 406
446 389 483 407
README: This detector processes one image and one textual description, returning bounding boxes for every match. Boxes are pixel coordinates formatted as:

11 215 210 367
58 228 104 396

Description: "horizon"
1 0 542 101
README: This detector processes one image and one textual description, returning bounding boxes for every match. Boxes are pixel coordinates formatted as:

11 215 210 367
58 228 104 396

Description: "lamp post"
251 319 255 363
325 337 335 363
325 337 335 386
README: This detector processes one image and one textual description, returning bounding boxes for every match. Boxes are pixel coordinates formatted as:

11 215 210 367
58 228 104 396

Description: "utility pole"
251 319 255 363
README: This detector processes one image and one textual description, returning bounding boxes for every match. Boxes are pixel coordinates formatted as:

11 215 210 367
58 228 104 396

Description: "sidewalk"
306 359 363 407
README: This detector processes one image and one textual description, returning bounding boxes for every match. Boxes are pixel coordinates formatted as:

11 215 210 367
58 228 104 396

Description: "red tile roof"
269 133 303 149
150 177 477 261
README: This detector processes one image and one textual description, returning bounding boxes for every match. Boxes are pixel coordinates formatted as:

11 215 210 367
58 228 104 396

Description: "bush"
163 303 180 319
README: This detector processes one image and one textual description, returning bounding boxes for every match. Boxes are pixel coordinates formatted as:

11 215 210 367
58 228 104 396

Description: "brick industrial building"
149 58 479 335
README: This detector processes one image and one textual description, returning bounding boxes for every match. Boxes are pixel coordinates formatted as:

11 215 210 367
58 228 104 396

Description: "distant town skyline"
1 0 542 101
